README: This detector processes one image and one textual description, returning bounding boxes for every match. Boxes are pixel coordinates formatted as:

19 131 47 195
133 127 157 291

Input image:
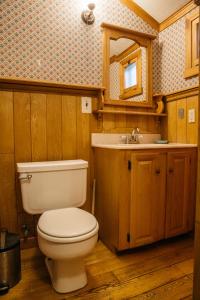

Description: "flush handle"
19 174 32 183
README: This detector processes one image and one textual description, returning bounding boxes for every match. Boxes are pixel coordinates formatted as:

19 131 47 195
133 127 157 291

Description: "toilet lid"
38 207 97 238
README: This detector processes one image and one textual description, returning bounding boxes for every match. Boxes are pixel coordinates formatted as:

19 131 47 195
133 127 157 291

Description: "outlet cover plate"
188 108 195 123
81 97 92 114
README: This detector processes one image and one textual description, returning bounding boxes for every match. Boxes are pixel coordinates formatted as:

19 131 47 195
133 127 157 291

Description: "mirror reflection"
109 38 147 102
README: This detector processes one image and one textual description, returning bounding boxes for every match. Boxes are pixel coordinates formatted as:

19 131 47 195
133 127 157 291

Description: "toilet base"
45 257 87 293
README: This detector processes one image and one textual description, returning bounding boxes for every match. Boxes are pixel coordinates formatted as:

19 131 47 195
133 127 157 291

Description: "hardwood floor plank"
67 265 188 300
130 275 193 300
175 259 194 276
88 237 193 276
3 237 194 300
114 245 193 283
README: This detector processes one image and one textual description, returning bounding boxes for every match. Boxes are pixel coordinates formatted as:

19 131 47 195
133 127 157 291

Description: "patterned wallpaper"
0 0 156 86
0 0 199 94
157 8 199 94
109 47 147 101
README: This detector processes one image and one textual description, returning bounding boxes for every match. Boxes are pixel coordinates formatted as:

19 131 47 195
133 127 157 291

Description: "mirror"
102 23 156 107
109 38 146 101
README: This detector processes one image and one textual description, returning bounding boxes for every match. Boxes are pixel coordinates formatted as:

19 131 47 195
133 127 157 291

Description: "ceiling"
133 0 191 22
110 38 135 57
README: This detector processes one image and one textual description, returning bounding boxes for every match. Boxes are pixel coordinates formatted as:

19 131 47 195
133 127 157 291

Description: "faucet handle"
136 127 140 133
132 127 140 136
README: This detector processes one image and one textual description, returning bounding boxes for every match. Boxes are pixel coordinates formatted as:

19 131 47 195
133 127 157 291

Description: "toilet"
17 160 99 293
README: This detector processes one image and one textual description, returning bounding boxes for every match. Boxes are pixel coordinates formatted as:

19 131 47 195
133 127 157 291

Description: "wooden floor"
4 235 194 300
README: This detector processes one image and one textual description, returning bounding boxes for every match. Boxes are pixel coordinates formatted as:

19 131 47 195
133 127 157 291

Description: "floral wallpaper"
158 8 199 94
0 0 156 86
0 0 198 94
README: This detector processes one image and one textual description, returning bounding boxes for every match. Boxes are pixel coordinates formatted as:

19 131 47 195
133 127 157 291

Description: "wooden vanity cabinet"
130 152 166 248
94 149 131 252
94 148 196 252
165 150 196 238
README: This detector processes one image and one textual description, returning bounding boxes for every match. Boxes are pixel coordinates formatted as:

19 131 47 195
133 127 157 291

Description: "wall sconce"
81 3 96 25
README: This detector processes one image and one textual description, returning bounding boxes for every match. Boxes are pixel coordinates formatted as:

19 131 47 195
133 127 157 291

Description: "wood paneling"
167 101 177 142
0 91 14 154
62 95 77 160
0 154 18 231
46 94 62 160
187 96 199 144
0 87 160 244
166 93 199 144
0 77 104 96
31 93 47 161
177 98 187 143
14 92 32 163
194 222 200 299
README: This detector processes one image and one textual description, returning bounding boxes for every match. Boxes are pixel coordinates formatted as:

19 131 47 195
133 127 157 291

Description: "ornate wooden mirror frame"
101 23 156 108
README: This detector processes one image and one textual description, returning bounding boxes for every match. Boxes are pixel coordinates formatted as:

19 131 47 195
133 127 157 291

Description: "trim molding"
165 85 199 102
110 43 140 64
120 0 197 33
159 1 197 32
120 0 159 31
0 77 104 96
101 23 156 40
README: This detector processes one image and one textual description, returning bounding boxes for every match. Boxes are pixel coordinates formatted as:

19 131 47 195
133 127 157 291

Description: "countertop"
92 143 197 150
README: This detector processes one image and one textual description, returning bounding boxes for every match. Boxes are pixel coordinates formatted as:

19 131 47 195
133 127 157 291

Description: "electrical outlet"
188 108 195 123
81 97 92 113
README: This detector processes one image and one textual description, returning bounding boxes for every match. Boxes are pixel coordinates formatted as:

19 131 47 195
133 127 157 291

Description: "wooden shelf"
93 109 167 117
0 77 105 96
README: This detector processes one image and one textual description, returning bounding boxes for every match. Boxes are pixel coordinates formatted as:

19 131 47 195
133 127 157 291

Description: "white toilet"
17 160 99 293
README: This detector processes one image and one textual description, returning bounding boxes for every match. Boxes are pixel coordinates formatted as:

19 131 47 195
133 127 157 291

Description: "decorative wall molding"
159 1 197 32
165 85 199 102
0 78 104 97
120 0 197 32
110 43 140 64
120 0 159 31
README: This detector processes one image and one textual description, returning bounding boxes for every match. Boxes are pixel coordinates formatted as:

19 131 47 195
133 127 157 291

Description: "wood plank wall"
0 89 160 246
164 89 199 144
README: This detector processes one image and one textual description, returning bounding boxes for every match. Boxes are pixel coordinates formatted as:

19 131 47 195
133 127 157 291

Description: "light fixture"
81 3 96 25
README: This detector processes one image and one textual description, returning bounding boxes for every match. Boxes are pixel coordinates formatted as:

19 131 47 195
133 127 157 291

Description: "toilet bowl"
37 208 99 293
17 160 99 293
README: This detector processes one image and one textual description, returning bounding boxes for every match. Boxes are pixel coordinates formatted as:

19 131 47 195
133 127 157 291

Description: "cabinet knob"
155 169 160 175
169 168 174 173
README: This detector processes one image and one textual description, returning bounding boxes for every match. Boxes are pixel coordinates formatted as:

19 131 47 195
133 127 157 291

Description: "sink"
91 134 197 150
92 142 197 150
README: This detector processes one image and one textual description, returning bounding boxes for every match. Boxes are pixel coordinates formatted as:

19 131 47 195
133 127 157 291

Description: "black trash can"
0 228 21 295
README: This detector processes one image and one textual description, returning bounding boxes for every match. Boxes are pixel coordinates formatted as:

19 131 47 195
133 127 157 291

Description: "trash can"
0 228 21 295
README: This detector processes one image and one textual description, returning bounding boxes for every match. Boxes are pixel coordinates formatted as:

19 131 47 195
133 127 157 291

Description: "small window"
120 49 142 100
184 10 199 78
124 62 137 88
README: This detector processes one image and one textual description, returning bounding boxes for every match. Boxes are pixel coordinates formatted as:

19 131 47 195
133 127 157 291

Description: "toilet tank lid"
17 160 88 173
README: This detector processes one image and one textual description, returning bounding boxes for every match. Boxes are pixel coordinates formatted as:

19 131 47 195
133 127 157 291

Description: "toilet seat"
37 207 99 244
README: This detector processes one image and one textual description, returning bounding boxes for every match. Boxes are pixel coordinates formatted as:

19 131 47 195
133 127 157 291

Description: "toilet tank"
17 160 88 215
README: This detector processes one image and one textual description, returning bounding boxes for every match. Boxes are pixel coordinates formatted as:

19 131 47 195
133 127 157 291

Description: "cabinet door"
165 151 191 238
130 152 166 248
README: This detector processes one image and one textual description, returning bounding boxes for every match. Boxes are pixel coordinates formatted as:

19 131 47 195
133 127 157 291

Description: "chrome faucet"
131 127 141 143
